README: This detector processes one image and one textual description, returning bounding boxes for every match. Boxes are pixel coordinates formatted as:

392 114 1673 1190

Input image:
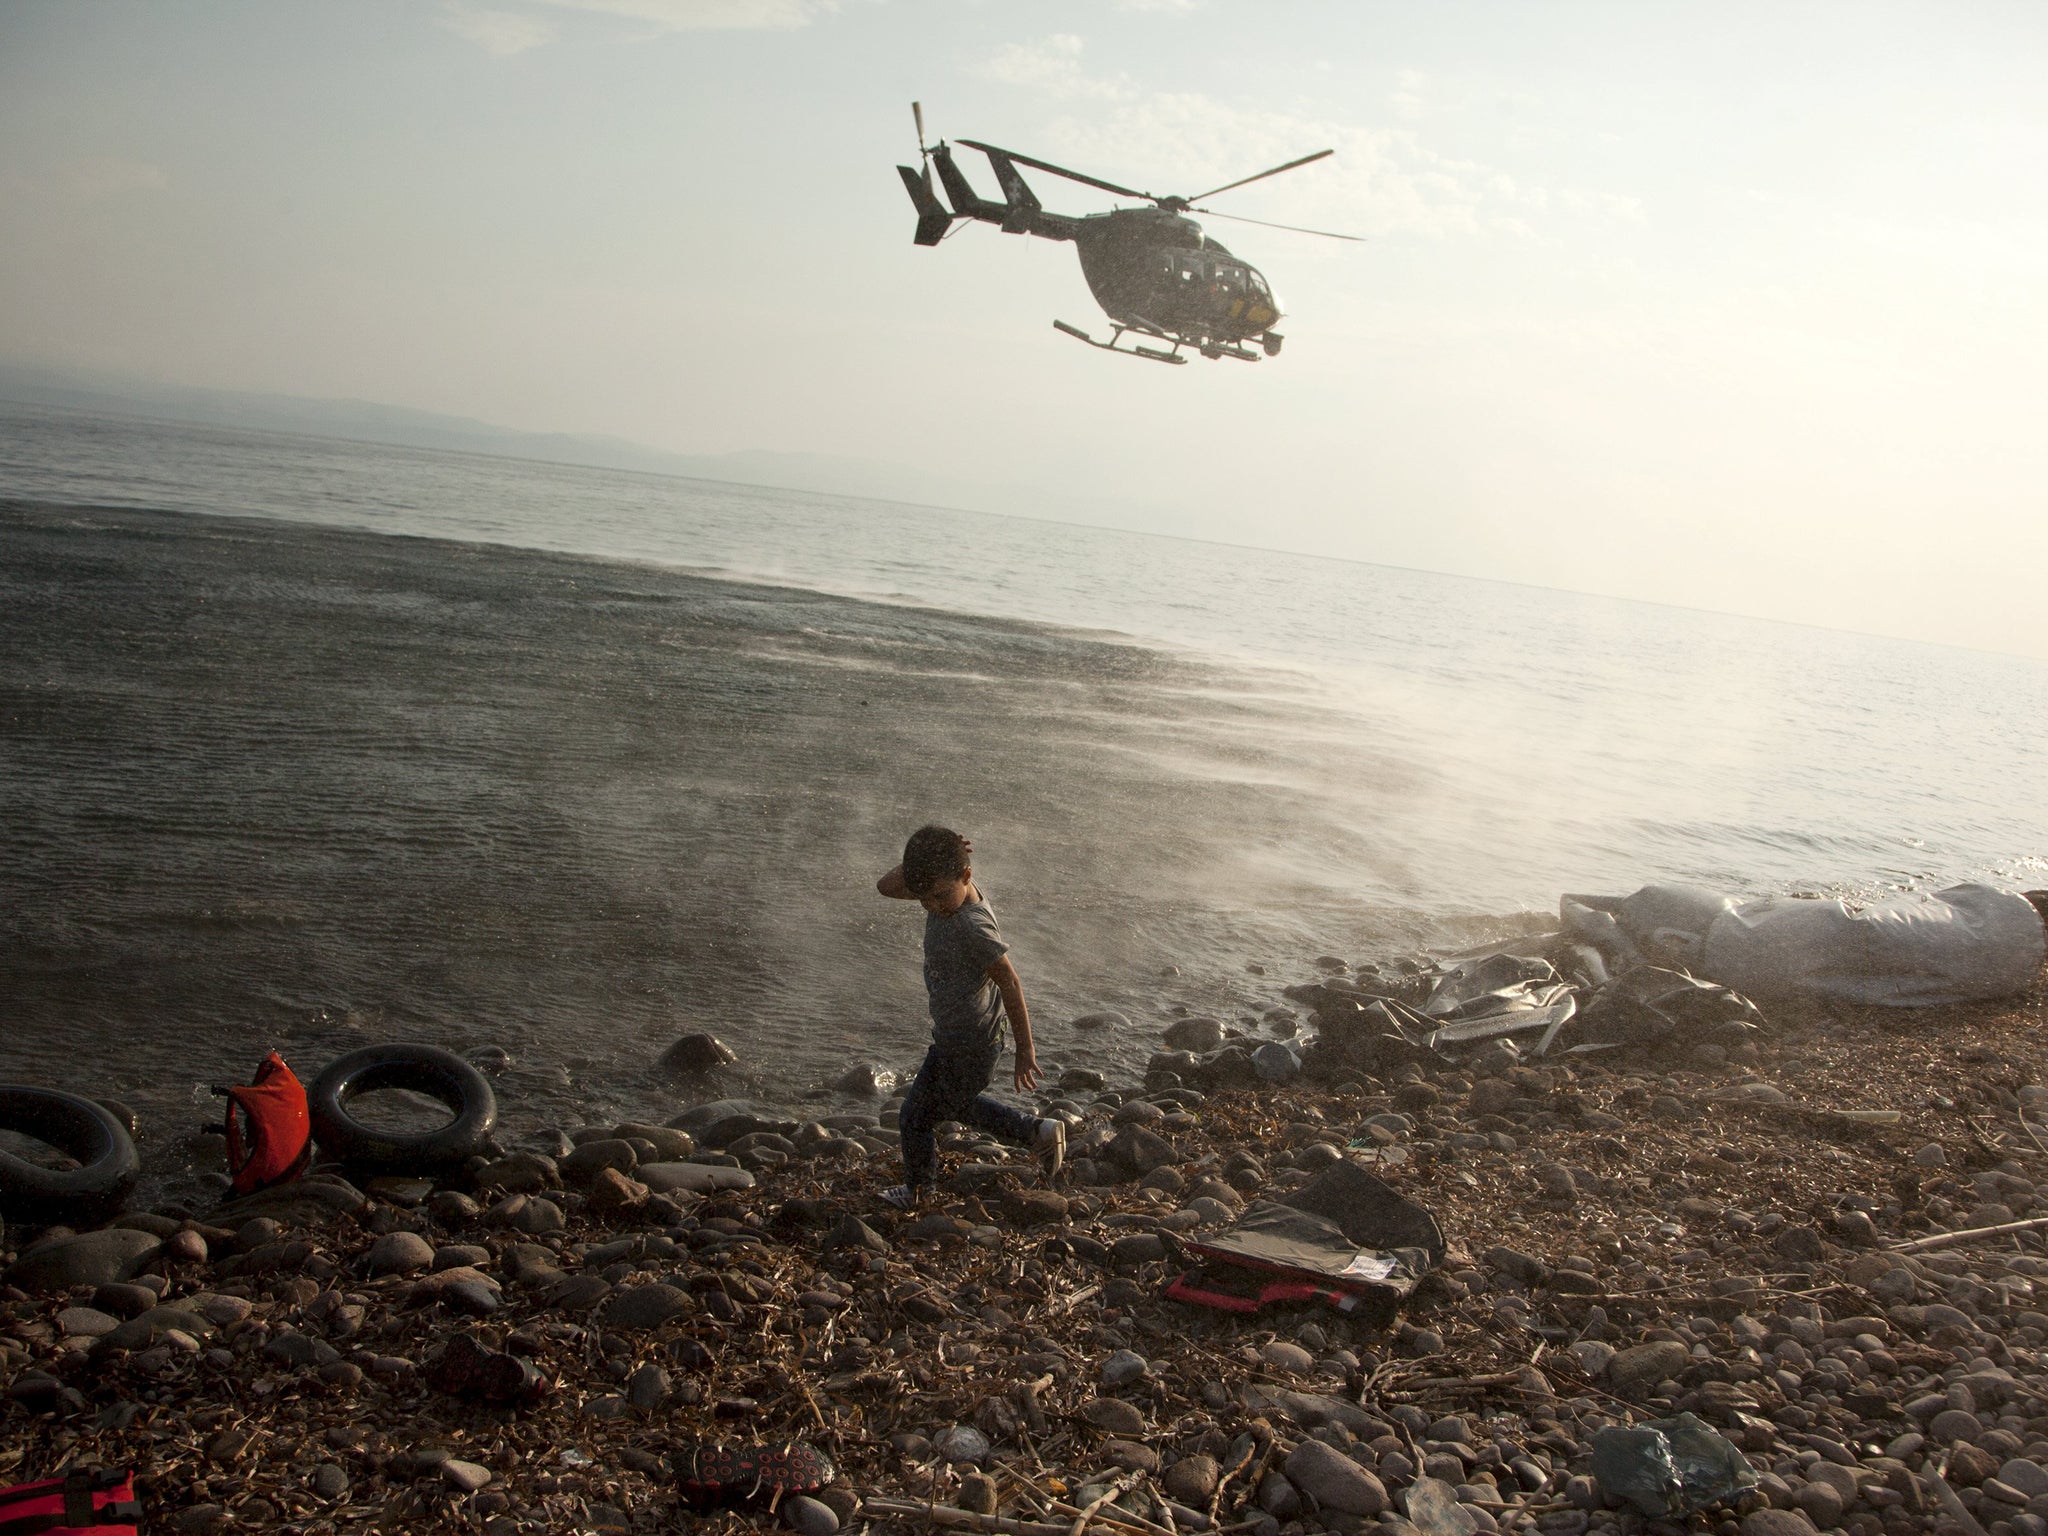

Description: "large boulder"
659 1035 736 1074
1070 1011 1130 1032
638 1162 754 1194
1162 1017 1225 1053
1107 1125 1176 1177
7 1228 161 1294
1286 1440 1389 1516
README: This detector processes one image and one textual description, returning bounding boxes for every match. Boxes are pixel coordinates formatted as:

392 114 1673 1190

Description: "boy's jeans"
898 1039 1040 1190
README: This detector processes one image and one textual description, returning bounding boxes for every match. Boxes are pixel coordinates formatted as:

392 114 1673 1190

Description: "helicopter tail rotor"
899 101 955 246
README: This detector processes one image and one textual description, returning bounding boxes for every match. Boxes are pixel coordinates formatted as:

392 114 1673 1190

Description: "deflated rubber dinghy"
308 1043 497 1172
0 1085 141 1222
1565 882 2046 1007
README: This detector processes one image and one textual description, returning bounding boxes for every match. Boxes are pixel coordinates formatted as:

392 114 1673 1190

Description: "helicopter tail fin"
898 164 953 246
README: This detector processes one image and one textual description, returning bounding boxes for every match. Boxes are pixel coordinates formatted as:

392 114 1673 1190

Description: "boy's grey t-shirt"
924 897 1008 1051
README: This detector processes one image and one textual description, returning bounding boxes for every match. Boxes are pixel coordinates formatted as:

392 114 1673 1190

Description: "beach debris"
1564 881 2045 1006
1589 1412 1758 1516
675 1441 835 1503
3 922 2045 1536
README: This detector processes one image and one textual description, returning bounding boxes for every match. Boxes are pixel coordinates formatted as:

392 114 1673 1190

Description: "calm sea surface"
2 402 2042 1173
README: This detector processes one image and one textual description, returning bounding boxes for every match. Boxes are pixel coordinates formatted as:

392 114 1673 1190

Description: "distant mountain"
0 361 1042 519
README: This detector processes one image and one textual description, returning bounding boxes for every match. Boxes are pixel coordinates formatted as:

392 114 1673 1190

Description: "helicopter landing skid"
1053 319 1188 365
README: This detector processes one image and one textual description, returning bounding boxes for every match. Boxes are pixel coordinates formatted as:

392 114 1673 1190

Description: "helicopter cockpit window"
1247 270 1271 299
1176 255 1203 284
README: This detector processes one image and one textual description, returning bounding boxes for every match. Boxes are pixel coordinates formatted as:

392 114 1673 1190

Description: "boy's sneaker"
879 1184 924 1211
1033 1118 1065 1181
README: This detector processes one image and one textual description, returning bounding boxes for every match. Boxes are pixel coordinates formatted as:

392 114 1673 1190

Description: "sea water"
2 402 2042 1149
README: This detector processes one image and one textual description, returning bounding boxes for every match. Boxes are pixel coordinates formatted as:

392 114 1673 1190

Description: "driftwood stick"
1071 1472 1145 1536
1891 1215 2048 1254
1046 1495 1175 1536
1207 1428 1264 1529
862 1498 1072 1536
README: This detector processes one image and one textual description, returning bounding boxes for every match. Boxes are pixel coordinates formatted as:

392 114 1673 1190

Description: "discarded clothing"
1172 1160 1443 1313
1565 882 2045 1006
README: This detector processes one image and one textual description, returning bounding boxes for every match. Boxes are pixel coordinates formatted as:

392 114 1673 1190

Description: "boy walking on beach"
877 825 1064 1210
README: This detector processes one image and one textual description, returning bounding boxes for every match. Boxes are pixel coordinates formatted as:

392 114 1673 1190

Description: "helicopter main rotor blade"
1186 148 1334 203
1192 206 1366 242
956 140 1152 202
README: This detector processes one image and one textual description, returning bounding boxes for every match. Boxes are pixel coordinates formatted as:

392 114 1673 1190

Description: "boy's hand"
1013 1045 1041 1092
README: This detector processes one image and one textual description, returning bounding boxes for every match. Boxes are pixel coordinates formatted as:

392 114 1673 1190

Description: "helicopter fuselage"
899 141 1286 359
1073 209 1282 346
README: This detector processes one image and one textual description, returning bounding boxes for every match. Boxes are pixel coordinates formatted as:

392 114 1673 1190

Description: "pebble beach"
7 943 2048 1536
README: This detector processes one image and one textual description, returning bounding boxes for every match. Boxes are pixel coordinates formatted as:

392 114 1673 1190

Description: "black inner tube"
310 1045 495 1170
0 1085 141 1216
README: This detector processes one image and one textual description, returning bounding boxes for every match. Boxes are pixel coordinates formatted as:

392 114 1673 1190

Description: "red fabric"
1164 1268 1362 1316
0 1469 141 1533
222 1052 312 1196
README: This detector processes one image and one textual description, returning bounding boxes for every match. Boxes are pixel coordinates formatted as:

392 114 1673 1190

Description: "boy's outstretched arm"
988 954 1039 1091
876 864 912 898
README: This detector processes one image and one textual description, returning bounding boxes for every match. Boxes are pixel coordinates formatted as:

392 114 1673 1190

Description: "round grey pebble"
785 1494 841 1536
312 1464 350 1500
1100 1348 1149 1387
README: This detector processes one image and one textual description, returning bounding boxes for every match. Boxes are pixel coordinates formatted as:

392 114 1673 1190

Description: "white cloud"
439 0 833 53
440 3 555 54
1389 69 1427 121
536 0 832 29
991 88 1644 245
976 35 1132 101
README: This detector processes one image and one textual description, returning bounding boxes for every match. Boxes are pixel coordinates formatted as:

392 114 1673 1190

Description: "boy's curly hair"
901 825 969 897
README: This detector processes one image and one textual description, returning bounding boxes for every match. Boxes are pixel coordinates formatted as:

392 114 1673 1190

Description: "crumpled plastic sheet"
1589 1412 1757 1517
1576 966 1763 1047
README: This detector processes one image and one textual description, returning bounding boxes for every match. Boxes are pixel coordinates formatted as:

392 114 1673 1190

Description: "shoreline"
5 949 2047 1536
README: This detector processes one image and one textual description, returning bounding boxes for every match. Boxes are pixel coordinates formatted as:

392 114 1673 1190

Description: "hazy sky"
4 1 2045 657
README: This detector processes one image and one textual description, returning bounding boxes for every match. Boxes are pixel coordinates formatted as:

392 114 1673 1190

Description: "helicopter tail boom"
897 163 953 247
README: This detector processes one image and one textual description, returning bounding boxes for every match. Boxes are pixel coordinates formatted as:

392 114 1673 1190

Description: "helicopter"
895 102 1361 365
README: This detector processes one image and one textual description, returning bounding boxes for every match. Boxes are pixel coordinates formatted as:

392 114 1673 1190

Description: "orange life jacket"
222 1052 312 1196
0 1468 142 1533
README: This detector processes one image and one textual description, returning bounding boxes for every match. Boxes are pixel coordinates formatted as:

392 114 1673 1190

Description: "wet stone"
1263 1340 1315 1374
1084 1398 1147 1436
1607 1340 1690 1395
1164 1454 1222 1504
825 1215 889 1253
627 1362 670 1410
607 1282 694 1331
366 1230 434 1276
6 1228 161 1292
312 1464 350 1500
1101 1441 1163 1474
1287 1439 1390 1517
56 1305 121 1337
1101 1349 1149 1387
934 1424 992 1465
785 1494 841 1536
443 1459 493 1494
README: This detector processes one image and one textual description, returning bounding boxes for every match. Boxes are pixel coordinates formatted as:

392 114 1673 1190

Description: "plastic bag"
1590 1413 1756 1517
